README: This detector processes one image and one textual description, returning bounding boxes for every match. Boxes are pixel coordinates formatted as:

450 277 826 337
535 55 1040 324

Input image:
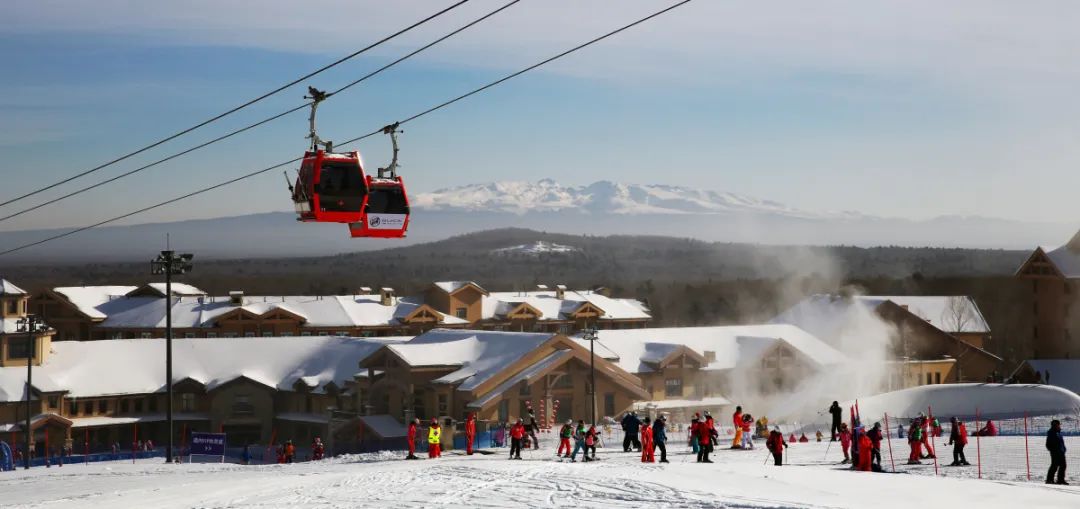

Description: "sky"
1 0 1079 231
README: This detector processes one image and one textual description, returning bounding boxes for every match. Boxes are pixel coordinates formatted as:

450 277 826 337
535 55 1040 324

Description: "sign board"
190 432 226 460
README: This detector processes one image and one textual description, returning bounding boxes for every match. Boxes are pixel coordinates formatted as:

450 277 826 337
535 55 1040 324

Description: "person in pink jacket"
838 423 852 464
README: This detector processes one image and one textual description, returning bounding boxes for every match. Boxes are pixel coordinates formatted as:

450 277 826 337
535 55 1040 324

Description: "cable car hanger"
304 86 334 153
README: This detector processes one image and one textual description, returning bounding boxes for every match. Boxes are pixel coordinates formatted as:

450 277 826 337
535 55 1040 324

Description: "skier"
815 430 824 442
731 406 744 449
689 415 701 455
284 440 296 464
621 412 642 452
740 413 754 449
907 418 923 465
586 424 599 460
857 428 873 472
311 437 324 460
641 420 654 463
947 417 969 466
838 423 852 464
428 419 442 459
1046 419 1068 485
976 419 997 437
570 420 589 462
509 418 525 459
465 413 477 455
557 420 573 457
653 415 669 463
696 414 714 463
850 422 864 468
867 422 883 470
828 401 843 441
406 418 420 460
919 413 935 459
527 411 540 450
767 426 787 466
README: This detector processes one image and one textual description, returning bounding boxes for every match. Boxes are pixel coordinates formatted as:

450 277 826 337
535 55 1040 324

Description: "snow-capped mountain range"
411 179 850 218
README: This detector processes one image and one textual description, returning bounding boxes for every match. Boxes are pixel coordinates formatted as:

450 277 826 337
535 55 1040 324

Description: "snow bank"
846 384 1080 421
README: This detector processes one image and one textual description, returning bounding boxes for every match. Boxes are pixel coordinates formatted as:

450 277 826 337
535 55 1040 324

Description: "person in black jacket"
828 401 842 441
1046 419 1068 485
653 415 669 463
621 412 642 452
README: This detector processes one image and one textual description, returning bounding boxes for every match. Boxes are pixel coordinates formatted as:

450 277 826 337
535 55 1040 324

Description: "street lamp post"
16 314 47 470
582 328 598 426
151 250 194 463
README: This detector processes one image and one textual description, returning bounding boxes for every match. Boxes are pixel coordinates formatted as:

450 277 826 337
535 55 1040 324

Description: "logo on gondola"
367 214 405 229
370 216 381 227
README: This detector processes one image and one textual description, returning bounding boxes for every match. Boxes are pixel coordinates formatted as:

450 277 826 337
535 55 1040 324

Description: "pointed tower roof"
0 278 27 296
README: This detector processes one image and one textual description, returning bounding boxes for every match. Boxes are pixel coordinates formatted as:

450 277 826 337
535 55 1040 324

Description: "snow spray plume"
722 244 897 426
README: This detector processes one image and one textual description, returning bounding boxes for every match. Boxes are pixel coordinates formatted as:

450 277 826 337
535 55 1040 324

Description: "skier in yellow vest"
428 419 442 458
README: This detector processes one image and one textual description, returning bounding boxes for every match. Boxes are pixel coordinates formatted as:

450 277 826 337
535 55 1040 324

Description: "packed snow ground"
2 436 1077 508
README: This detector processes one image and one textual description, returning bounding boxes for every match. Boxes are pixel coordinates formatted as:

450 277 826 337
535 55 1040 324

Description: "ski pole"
824 437 833 461
763 450 771 465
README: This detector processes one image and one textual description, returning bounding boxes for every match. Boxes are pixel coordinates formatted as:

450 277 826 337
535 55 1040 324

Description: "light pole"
17 314 47 470
151 250 194 463
582 328 598 425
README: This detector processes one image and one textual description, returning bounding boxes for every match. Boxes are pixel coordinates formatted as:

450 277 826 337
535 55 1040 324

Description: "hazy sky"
1 0 1079 231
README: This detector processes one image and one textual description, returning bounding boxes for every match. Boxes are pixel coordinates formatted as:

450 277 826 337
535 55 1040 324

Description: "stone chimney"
229 291 244 306
359 286 373 295
555 284 567 300
380 287 395 306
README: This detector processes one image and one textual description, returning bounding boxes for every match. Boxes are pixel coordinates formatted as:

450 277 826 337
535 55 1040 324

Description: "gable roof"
0 336 408 402
772 294 991 337
388 329 555 391
481 289 649 322
0 279 27 296
433 281 488 295
1016 359 1080 397
573 325 845 374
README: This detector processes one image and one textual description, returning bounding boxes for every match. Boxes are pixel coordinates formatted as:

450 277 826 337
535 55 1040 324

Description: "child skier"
557 420 573 457
947 417 970 466
428 419 442 459
465 413 477 455
689 415 701 455
867 422 883 470
838 423 852 464
767 426 788 466
570 421 589 462
641 421 655 463
406 418 419 460
741 413 754 449
586 424 599 460
907 418 923 465
857 429 873 471
311 437 325 460
509 418 526 460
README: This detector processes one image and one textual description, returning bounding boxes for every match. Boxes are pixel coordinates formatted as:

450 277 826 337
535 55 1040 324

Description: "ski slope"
1 436 1076 508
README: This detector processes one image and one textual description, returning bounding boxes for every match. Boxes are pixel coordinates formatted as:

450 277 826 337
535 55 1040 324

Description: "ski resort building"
359 329 649 426
772 294 1001 387
570 325 846 421
1015 230 1080 359
0 279 55 369
28 281 649 342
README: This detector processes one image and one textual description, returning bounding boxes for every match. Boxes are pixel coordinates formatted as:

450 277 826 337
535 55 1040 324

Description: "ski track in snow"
3 438 1078 509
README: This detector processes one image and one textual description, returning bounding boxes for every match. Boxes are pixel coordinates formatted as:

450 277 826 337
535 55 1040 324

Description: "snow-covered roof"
633 395 732 411
468 350 573 409
1021 360 1080 397
69 413 210 429
0 336 408 402
846 384 1080 421
772 294 991 339
433 281 486 295
361 414 408 438
481 290 649 322
572 325 845 374
0 278 27 295
276 412 330 424
52 288 467 329
389 329 555 391
136 283 207 297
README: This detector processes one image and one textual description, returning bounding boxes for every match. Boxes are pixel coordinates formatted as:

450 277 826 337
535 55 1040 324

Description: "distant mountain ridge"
410 179 854 218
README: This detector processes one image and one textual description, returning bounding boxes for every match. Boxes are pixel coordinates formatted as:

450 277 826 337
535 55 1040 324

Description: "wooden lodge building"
1015 230 1080 359
30 281 651 342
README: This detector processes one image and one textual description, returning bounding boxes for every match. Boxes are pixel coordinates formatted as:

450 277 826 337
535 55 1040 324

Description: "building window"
604 393 616 417
84 401 94 415
207 333 218 339
244 332 255 337
4 301 15 314
554 375 573 389
263 332 274 337
232 395 254 416
98 400 108 413
455 308 467 319
48 396 59 409
7 339 33 359
69 400 78 416
301 331 312 337
148 397 158 413
181 393 195 412
519 382 531 396
498 399 509 422
140 332 152 339
134 399 144 413
925 373 932 385
664 378 683 397
279 332 291 337
318 332 329 337
336 331 347 337
120 399 130 413
224 333 238 338
558 324 572 335
437 394 448 415
184 333 195 339
935 372 942 384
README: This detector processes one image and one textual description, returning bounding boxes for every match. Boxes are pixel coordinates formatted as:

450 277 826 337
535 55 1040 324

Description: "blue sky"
2 0 1079 231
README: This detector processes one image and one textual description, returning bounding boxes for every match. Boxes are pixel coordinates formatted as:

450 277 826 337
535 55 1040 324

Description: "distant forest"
2 228 1036 364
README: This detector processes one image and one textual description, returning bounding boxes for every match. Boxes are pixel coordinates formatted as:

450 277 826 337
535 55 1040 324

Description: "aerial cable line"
0 0 523 225
0 0 693 258
0 0 471 210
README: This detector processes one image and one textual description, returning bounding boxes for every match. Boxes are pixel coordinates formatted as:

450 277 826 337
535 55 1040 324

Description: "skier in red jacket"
406 418 419 460
465 413 477 456
857 431 873 471
509 419 526 460
766 426 787 466
641 422 655 463
697 414 715 463
731 406 744 449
